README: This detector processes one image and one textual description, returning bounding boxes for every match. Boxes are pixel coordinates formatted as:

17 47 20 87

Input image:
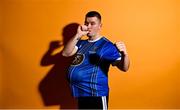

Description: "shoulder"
101 37 115 48
101 37 121 55
77 39 88 45
78 39 88 43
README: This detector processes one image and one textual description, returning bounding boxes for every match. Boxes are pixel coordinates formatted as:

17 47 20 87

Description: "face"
84 17 102 37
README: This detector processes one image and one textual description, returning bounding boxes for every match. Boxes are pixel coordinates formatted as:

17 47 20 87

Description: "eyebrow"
85 21 96 23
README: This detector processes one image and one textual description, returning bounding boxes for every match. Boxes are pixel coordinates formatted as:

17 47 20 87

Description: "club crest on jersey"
71 53 84 66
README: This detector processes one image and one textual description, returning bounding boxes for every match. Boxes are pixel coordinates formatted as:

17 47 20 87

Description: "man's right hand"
76 25 89 39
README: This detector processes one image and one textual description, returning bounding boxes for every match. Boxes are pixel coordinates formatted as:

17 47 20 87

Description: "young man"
62 11 130 109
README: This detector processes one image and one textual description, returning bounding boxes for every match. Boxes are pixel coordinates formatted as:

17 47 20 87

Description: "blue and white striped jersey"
68 37 121 97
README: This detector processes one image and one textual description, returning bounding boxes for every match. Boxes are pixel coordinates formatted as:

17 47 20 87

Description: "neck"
88 34 102 41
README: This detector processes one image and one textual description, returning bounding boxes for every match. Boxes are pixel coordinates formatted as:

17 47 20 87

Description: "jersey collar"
88 36 103 42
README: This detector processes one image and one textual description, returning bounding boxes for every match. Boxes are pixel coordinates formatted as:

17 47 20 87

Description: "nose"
87 24 91 29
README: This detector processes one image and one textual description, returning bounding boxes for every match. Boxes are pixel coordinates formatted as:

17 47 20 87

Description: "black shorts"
77 96 108 110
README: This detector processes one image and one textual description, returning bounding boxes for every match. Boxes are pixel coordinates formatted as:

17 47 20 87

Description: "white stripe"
101 96 105 110
102 96 107 110
104 96 107 109
75 46 78 50
116 57 121 60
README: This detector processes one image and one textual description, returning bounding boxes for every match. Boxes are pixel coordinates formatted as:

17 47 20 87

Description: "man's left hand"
115 41 128 55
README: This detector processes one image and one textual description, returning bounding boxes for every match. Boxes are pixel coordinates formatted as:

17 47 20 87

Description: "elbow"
62 51 72 57
119 64 130 72
121 68 129 72
62 52 69 57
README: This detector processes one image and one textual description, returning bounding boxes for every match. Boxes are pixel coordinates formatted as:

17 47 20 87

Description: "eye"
91 22 95 25
84 22 88 26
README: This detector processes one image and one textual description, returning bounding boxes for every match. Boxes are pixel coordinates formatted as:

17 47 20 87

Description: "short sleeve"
75 40 85 51
101 42 121 63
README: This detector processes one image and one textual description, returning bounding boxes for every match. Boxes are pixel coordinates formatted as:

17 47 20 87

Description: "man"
62 11 130 109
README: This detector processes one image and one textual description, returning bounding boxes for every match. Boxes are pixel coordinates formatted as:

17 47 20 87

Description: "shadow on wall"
39 23 79 109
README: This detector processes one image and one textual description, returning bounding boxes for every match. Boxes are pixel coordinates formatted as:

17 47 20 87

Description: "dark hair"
85 11 101 22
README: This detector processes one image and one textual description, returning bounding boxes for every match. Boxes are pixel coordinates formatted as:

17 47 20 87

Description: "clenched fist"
115 41 128 55
76 25 89 38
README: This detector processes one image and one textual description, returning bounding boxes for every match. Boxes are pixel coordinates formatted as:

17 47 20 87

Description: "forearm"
117 54 130 72
62 34 80 57
122 54 130 71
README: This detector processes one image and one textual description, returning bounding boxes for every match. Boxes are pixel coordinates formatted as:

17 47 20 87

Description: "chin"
87 33 93 37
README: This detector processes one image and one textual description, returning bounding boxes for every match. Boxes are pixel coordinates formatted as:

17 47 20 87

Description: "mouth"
87 30 91 33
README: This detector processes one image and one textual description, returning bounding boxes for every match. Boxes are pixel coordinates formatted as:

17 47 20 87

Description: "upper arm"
102 43 121 64
62 46 78 57
69 46 78 56
62 40 83 57
68 40 84 56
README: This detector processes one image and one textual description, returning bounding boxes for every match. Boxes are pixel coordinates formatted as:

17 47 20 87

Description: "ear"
99 23 102 29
